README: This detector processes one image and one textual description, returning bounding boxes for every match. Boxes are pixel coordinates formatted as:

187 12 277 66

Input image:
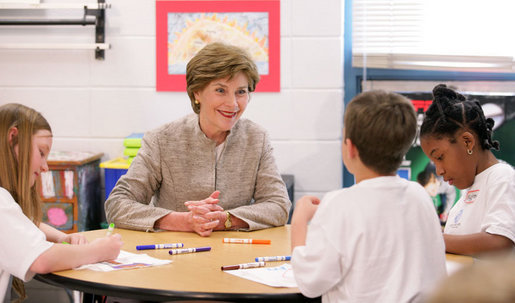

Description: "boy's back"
292 176 446 302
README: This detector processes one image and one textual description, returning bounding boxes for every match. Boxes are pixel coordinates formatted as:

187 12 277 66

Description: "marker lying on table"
169 247 211 255
255 256 291 262
221 261 266 271
137 243 184 250
223 238 271 244
106 223 115 236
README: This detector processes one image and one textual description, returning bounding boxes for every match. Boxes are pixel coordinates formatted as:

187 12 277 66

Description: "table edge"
35 272 317 302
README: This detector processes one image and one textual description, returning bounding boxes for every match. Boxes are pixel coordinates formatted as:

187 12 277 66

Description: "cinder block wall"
0 0 344 202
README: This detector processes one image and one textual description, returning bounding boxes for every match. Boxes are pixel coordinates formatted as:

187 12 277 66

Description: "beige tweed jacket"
105 114 291 231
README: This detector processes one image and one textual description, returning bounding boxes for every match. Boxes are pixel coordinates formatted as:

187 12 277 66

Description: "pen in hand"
106 223 115 236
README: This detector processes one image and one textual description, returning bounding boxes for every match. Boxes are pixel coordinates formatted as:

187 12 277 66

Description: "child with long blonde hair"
0 103 123 302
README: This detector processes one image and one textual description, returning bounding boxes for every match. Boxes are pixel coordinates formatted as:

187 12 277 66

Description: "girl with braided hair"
420 84 514 256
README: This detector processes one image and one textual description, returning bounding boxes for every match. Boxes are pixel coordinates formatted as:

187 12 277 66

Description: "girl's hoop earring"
467 149 473 155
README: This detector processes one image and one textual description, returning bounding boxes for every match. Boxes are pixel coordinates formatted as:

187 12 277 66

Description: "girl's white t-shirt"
444 162 515 244
0 187 53 302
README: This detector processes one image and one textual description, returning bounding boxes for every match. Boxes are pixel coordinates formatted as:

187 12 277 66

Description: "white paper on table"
224 263 297 288
74 250 172 272
446 260 465 275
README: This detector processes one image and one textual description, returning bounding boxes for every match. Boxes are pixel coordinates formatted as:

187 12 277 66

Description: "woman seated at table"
105 43 291 237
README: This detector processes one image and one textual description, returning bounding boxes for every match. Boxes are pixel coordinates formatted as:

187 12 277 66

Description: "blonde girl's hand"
60 233 89 245
292 195 321 224
90 233 123 262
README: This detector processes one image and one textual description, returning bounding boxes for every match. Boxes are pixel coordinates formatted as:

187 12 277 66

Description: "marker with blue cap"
137 243 184 250
255 256 291 262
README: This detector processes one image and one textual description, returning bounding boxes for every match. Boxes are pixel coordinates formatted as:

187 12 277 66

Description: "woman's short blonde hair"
186 42 260 114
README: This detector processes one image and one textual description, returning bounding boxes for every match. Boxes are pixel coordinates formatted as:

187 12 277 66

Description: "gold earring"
194 100 199 105
467 149 473 155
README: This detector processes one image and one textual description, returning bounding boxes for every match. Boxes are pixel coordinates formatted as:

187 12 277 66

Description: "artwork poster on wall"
156 0 280 92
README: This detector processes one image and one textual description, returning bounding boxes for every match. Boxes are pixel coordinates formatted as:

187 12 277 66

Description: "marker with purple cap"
169 247 211 255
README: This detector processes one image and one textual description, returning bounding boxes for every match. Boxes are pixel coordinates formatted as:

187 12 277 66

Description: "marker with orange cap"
222 238 271 244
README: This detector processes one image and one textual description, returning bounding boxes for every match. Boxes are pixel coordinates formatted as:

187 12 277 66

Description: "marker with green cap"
106 223 115 236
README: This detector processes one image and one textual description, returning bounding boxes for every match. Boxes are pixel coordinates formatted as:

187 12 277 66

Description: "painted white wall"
0 0 344 202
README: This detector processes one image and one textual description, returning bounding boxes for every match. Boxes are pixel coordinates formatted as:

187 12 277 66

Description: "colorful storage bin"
123 133 144 148
100 158 130 200
123 133 143 160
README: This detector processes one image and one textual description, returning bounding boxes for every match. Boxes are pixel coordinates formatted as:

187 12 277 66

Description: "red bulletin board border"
156 0 280 92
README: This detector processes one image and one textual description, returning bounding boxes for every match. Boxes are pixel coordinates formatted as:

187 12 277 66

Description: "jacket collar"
191 113 239 147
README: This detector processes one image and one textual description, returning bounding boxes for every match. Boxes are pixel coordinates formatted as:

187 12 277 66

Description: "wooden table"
36 226 473 302
444 252 474 265
36 226 315 302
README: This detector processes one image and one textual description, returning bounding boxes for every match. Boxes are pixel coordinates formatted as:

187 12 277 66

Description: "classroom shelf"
38 151 103 233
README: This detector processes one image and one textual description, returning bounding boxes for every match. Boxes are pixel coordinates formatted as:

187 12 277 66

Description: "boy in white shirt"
291 90 447 303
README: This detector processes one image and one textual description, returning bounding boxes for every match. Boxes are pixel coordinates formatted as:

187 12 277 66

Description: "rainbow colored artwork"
167 12 269 75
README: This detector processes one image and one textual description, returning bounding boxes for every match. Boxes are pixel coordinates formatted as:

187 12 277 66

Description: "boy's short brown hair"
344 90 416 175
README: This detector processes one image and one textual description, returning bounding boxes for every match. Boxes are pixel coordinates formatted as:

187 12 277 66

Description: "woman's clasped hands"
184 191 227 237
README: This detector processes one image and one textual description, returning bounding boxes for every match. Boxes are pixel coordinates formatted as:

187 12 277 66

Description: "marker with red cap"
221 261 265 271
